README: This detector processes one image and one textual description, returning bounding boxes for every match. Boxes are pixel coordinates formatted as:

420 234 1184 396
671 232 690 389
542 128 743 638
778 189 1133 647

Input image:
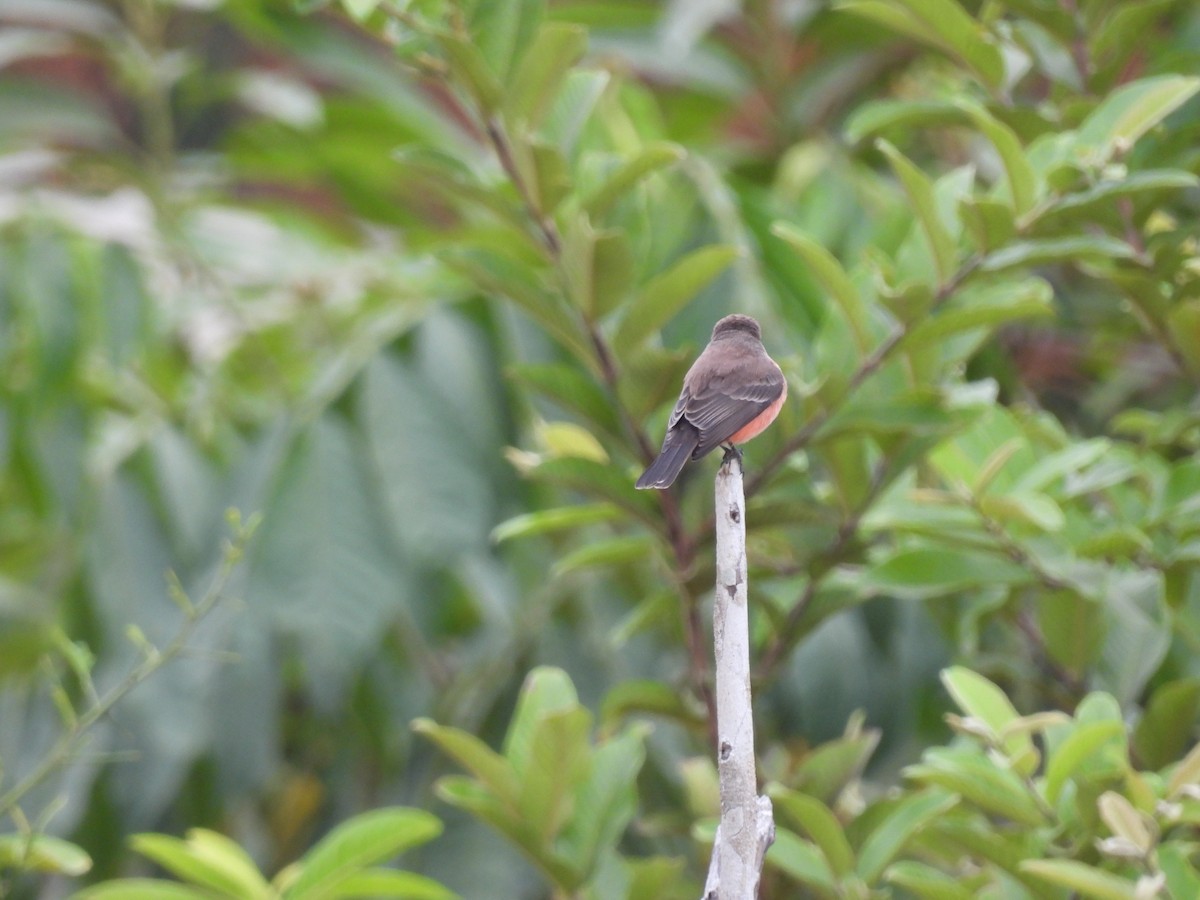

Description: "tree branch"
477 106 715 732
704 450 774 898
0 516 254 822
756 457 892 682
745 255 981 500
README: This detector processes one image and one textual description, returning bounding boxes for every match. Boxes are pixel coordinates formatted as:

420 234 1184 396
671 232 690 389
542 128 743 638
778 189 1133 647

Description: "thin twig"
968 492 1071 592
483 119 562 256
1115 198 1194 379
744 256 982 500
756 458 892 682
475 103 716 732
967 493 1085 697
1059 0 1092 92
0 521 254 821
1015 609 1085 700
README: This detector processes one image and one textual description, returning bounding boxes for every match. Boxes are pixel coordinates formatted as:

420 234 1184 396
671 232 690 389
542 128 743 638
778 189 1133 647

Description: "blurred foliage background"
3 0 1200 897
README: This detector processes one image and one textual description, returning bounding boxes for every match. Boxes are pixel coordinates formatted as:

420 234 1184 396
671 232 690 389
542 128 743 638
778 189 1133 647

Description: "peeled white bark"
702 453 775 899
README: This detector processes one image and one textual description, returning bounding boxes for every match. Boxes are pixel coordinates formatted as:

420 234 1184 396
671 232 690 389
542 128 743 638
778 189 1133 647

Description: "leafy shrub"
2 0 1200 897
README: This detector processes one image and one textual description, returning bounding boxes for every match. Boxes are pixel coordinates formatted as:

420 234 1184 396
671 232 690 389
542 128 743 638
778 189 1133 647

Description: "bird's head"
711 314 762 341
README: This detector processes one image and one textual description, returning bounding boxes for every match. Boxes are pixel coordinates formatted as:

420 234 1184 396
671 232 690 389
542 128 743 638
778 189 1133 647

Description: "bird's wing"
662 352 782 458
685 367 784 457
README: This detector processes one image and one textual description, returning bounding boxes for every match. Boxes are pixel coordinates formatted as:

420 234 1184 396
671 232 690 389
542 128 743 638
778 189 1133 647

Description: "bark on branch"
703 451 775 899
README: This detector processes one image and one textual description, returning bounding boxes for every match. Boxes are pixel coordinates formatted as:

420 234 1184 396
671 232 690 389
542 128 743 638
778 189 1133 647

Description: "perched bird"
636 314 786 490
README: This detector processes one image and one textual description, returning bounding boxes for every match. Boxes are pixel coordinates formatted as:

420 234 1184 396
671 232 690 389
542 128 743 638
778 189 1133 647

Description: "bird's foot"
721 444 743 470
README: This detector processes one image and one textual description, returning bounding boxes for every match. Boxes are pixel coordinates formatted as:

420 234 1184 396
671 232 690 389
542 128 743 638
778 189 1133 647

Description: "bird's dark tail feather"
636 427 700 490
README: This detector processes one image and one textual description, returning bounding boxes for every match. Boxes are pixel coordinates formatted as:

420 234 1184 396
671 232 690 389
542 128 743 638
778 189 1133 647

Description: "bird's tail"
636 427 699 490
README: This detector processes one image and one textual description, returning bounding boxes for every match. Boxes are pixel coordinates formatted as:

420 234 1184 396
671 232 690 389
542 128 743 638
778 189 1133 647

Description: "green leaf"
902 278 1052 350
958 197 1016 253
131 831 266 899
940 667 1036 770
855 789 957 883
541 68 611 147
1097 791 1152 853
340 0 380 21
1159 843 1200 900
1133 678 1200 771
926 405 1027 488
508 363 622 441
181 831 269 898
614 245 739 353
561 218 633 316
617 344 694 423
469 0 543 84
358 356 491 565
980 235 1137 272
0 834 91 876
1014 439 1111 493
528 140 571 212
865 548 1034 600
581 143 687 220
591 230 636 318
835 0 1004 90
1043 720 1126 806
819 393 958 441
1044 170 1199 222
876 140 957 281
1038 590 1105 675
491 504 622 543
1167 740 1200 798
432 777 518 835
905 748 1045 826
924 815 1032 885
327 868 457 899
954 100 1037 216
504 667 580 777
971 438 1024 495
518 708 593 841
553 535 654 577
979 492 1064 532
523 457 658 525
766 828 837 892
287 809 444 900
1075 74 1200 160
791 717 880 804
1090 0 1175 65
843 99 964 145
392 148 525 227
440 247 593 364
506 23 588 127
72 881 211 900
771 222 870 353
561 725 649 877
432 778 579 889
769 788 856 878
540 420 608 464
1098 572 1169 705
411 720 520 805
885 861 975 900
540 417 609 458
434 32 504 114
624 857 688 900
544 424 607 465
600 680 704 729
1020 860 1136 900
1167 300 1200 372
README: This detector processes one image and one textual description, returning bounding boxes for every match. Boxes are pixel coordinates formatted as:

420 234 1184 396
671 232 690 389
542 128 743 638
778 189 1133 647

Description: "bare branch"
704 451 774 898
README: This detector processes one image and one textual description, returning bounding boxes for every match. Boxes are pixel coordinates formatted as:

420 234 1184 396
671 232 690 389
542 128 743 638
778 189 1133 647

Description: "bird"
636 314 787 490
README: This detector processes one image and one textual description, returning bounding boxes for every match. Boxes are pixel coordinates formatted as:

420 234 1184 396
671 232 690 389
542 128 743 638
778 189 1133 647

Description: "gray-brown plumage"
636 314 787 490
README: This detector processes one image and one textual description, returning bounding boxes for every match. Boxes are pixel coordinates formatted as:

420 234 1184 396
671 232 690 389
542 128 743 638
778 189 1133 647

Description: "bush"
1 0 1199 897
